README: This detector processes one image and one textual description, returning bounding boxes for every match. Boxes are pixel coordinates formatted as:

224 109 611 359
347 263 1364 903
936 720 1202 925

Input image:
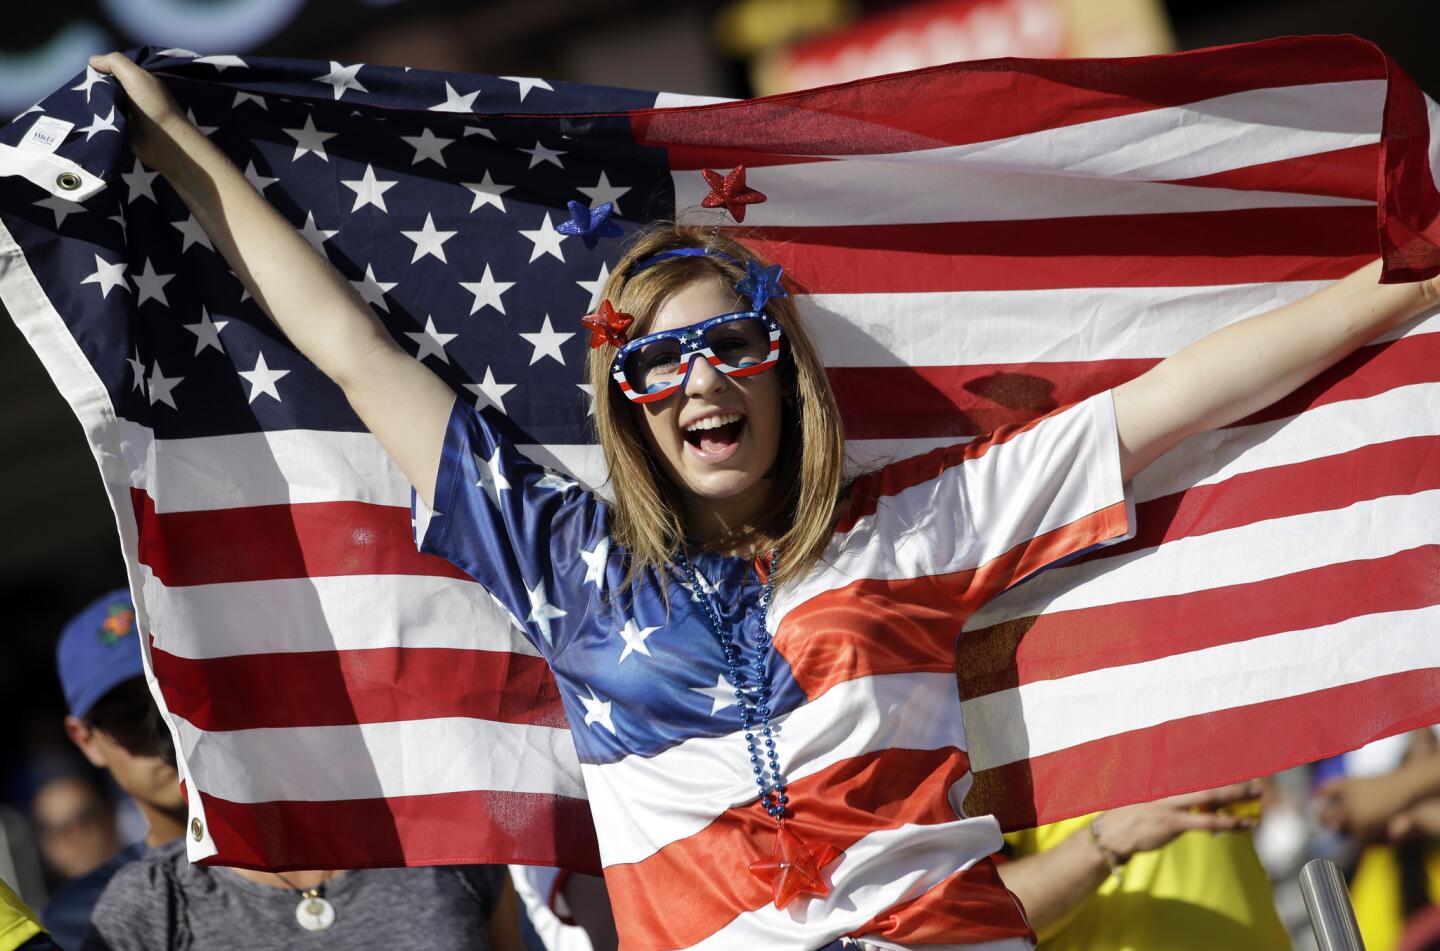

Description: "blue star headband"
626 248 786 313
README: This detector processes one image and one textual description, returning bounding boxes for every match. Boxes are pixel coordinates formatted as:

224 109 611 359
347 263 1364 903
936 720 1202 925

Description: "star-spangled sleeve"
845 390 1134 606
412 396 610 658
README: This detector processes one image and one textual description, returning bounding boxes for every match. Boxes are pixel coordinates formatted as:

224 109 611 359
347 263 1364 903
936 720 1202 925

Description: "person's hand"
87 52 189 174
1093 782 1260 863
1388 797 1440 841
1317 772 1417 842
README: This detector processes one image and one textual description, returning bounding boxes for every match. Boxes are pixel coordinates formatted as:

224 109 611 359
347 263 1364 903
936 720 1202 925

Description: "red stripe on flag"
834 325 1440 440
604 747 988 950
132 489 471 586
960 543 1440 702
745 207 1380 294
1094 434 1440 563
196 788 601 874
1166 144 1379 201
1378 59 1440 283
970 667 1440 832
152 645 566 731
635 35 1385 166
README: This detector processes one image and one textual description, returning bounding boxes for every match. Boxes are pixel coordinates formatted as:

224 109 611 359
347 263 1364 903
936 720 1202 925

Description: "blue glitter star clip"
735 260 787 313
557 199 622 249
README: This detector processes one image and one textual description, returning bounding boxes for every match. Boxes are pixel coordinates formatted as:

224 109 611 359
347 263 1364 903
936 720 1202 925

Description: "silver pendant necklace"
275 872 336 931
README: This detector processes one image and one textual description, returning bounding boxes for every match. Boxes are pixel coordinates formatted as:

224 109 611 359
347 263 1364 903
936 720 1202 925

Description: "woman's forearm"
154 118 396 391
1115 259 1439 479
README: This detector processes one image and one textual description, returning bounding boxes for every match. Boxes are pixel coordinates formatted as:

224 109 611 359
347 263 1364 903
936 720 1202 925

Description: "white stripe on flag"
963 601 1440 769
676 160 1371 228
173 714 586 801
142 570 538 660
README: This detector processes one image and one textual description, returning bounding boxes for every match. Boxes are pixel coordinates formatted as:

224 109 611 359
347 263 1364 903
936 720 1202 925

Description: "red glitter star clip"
700 165 767 223
580 300 634 349
748 822 841 910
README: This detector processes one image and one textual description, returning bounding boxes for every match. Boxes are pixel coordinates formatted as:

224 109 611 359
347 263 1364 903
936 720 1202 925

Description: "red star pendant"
700 165 767 223
748 822 841 910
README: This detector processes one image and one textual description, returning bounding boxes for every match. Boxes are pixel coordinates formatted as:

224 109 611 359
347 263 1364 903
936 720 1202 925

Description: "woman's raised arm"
1113 259 1440 481
90 52 455 507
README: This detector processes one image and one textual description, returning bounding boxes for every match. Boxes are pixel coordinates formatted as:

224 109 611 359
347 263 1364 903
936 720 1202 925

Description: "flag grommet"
55 172 81 191
190 817 204 841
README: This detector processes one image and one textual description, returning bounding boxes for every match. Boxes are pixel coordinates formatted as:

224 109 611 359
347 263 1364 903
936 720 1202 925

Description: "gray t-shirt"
82 839 506 950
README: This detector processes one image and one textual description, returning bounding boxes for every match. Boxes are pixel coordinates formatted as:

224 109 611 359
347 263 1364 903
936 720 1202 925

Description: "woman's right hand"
87 53 190 174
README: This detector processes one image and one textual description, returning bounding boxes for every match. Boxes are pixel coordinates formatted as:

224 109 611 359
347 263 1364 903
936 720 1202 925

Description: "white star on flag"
534 473 577 493
80 255 127 299
126 349 146 395
297 211 339 252
691 675 744 716
147 362 183 409
500 76 554 102
430 81 480 113
405 316 457 363
463 124 497 140
460 264 514 316
342 164 399 213
70 66 108 102
473 447 511 508
463 367 517 415
35 195 84 228
401 128 454 167
172 214 213 252
577 263 611 311
157 48 199 58
579 537 610 590
519 316 575 366
183 307 229 355
577 383 596 417
239 351 290 403
579 172 631 215
576 685 616 734
463 171 511 213
283 114 337 162
194 54 247 71
401 213 457 263
233 91 268 110
519 140 566 170
120 159 159 203
316 61 367 100
617 619 660 663
80 107 118 140
526 579 568 646
243 160 279 194
131 259 175 308
520 213 567 263
351 264 397 313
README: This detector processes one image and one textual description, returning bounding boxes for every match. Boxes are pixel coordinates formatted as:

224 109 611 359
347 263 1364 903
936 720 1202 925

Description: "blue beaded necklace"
676 548 787 820
676 547 841 909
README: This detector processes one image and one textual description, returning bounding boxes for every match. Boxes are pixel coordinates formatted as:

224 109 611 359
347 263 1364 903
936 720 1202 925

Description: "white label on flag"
22 116 74 153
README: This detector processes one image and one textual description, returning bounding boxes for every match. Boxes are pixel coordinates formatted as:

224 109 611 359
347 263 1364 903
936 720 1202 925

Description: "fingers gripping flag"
2 37 1440 873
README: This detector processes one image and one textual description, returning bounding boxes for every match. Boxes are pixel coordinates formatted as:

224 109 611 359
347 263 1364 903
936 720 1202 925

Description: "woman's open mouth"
684 413 746 463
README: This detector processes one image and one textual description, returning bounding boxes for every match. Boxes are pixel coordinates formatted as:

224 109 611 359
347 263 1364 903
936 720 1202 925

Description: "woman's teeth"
685 413 743 432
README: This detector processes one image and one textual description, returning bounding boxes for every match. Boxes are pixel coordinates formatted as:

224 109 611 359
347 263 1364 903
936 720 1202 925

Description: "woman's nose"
683 353 728 397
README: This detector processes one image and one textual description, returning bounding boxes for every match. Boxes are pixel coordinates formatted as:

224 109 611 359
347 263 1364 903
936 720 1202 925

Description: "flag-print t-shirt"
414 390 1133 950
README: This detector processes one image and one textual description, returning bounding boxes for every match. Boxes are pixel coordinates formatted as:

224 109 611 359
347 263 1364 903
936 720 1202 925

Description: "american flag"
3 35 1440 900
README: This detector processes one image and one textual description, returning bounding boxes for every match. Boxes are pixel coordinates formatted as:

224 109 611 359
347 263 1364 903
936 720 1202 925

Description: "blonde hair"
585 223 846 589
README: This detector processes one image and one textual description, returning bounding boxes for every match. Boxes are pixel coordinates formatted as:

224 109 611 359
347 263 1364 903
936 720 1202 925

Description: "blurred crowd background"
3 1 1439 948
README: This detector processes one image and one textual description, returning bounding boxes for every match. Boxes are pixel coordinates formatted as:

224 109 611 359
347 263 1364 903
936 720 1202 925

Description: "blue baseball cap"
56 588 145 719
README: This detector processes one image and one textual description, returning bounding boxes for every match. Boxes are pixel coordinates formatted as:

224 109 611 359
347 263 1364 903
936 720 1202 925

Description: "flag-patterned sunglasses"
610 311 784 404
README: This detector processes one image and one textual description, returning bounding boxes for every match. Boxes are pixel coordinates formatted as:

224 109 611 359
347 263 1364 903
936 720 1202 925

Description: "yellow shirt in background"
0 878 43 951
1004 814 1289 951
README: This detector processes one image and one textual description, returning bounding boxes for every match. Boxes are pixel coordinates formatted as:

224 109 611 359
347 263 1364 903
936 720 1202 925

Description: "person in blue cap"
41 590 184 951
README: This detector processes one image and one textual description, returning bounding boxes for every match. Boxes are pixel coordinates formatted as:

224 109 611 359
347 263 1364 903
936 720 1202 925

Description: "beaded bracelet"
1088 816 1127 883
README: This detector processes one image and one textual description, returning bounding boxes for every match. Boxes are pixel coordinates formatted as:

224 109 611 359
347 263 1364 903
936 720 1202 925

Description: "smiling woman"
585 225 845 583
